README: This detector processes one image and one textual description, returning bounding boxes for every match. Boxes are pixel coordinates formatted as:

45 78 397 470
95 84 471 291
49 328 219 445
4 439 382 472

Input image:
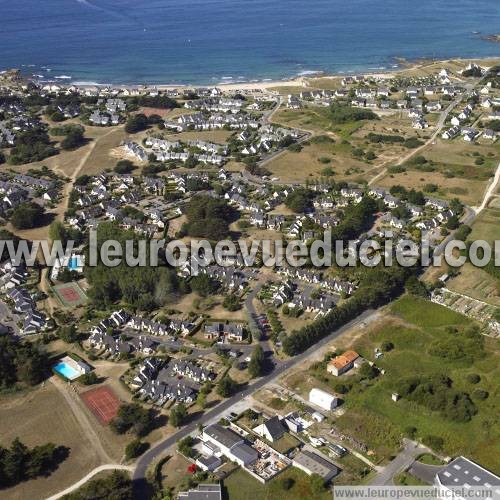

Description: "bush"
169 403 187 428
423 183 438 193
403 138 424 149
114 159 136 174
472 389 488 401
381 341 394 352
387 165 406 174
79 372 99 385
404 426 417 439
466 373 480 384
124 439 149 460
330 103 379 123
282 477 295 490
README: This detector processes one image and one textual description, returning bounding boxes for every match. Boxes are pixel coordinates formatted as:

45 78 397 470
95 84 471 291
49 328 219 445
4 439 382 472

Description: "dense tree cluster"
114 159 136 174
11 202 45 229
85 223 180 310
217 375 237 397
124 114 149 134
0 336 49 389
331 196 378 241
110 403 153 437
182 195 236 240
285 188 314 213
330 103 379 124
0 438 66 488
8 128 57 165
396 374 477 422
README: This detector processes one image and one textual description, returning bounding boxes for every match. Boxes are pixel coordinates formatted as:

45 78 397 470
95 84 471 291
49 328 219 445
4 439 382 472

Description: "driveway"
408 461 444 485
369 439 431 486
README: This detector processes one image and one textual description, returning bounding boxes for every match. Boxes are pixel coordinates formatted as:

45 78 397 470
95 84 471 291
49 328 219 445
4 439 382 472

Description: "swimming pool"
53 361 81 380
67 257 79 271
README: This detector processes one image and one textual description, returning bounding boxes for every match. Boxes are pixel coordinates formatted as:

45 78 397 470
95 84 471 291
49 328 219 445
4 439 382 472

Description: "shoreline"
9 55 500 92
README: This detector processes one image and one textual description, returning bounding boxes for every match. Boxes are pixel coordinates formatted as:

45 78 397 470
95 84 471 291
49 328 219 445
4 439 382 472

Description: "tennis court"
80 386 121 425
52 281 88 307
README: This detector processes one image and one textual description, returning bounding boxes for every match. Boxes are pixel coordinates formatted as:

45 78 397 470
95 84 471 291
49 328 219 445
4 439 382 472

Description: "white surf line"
46 464 135 500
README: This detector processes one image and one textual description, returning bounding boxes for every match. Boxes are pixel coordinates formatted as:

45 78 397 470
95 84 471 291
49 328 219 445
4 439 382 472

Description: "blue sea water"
0 0 499 85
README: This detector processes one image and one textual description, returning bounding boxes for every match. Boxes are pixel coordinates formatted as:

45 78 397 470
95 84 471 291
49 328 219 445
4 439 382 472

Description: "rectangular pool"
53 361 81 380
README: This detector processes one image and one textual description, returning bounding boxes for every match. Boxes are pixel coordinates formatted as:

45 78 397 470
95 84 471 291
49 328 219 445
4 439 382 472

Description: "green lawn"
319 297 500 472
394 471 427 486
270 433 301 455
223 467 332 500
416 453 445 466
390 296 468 328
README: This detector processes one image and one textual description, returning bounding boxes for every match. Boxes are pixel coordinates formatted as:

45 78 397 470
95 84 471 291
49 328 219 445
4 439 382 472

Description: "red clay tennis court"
52 282 87 307
80 386 121 425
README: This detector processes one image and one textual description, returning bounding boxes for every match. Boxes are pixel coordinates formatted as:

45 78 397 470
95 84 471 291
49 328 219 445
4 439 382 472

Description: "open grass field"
377 168 488 206
264 139 370 183
390 295 468 328
165 129 235 144
0 383 101 500
447 208 500 306
272 107 333 134
223 466 332 500
332 296 500 472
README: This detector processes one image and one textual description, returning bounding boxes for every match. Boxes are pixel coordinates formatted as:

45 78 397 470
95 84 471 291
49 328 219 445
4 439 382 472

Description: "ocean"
0 0 499 85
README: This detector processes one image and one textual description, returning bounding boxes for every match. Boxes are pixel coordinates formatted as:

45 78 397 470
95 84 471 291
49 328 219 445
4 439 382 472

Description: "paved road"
408 461 444 485
369 439 430 486
132 308 377 497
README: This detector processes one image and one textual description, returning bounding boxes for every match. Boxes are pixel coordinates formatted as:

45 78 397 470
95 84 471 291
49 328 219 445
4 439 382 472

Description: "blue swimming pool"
67 257 79 271
53 362 80 380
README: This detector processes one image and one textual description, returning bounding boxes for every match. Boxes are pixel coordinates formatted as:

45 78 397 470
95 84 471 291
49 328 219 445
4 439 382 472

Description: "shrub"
381 341 394 352
404 426 417 439
114 159 136 174
403 138 424 149
472 389 488 401
466 373 481 384
387 165 406 174
125 439 149 460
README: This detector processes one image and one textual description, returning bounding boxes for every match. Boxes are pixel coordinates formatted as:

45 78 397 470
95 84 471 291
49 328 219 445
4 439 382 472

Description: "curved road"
132 308 377 497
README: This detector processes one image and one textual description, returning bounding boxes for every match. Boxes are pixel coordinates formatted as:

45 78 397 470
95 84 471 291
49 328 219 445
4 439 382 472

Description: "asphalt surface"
408 461 444 485
132 308 376 497
369 439 430 486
